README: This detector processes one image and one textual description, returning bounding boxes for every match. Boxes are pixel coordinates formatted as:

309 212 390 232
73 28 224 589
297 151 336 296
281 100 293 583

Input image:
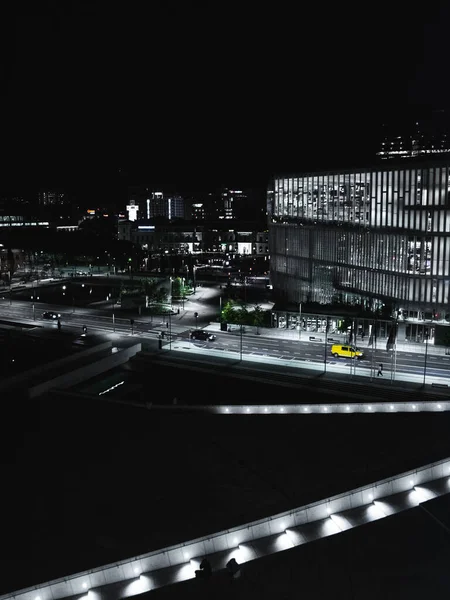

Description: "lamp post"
370 321 375 380
108 293 115 332
423 330 429 386
298 302 302 340
240 323 243 362
9 270 11 306
324 318 329 374
31 285 39 321
370 319 378 380
169 310 172 351
390 321 398 383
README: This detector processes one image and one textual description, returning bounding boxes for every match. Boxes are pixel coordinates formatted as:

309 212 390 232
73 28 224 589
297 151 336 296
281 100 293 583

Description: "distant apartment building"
127 186 186 221
0 246 23 278
38 190 68 205
188 188 250 221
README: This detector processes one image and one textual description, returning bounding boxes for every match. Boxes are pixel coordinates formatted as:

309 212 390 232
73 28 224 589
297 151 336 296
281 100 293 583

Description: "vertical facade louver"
268 163 450 312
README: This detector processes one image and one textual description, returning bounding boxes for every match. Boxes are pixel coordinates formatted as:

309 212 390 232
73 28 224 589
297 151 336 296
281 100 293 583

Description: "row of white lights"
223 402 446 413
32 478 448 599
20 461 450 600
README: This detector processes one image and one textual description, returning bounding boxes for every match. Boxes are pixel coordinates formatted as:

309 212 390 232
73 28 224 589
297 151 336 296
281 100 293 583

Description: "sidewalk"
170 342 450 388
204 323 448 357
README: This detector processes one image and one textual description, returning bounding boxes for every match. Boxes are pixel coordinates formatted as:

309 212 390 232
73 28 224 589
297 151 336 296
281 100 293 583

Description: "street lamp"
369 319 378 380
298 302 302 340
240 323 243 362
423 330 429 386
324 318 329 374
108 293 115 332
390 321 398 383
31 285 39 321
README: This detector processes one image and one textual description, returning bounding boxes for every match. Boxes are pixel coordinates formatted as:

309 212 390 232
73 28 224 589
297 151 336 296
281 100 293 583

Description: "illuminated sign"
87 209 95 214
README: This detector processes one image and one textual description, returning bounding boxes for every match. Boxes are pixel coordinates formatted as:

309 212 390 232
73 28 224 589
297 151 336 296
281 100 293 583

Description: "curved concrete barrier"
3 455 450 600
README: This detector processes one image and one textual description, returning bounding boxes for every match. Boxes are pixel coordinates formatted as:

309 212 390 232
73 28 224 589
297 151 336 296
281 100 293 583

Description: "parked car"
42 311 61 320
190 330 216 341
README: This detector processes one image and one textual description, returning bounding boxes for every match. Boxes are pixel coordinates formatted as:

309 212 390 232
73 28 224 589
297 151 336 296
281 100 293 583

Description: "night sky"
2 1 449 197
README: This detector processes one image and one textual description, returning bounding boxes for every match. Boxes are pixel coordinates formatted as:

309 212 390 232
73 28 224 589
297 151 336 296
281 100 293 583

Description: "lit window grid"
269 165 450 309
270 227 449 302
273 166 450 227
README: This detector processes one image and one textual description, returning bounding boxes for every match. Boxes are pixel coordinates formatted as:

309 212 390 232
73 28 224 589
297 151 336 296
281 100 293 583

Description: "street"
0 294 448 383
185 331 450 380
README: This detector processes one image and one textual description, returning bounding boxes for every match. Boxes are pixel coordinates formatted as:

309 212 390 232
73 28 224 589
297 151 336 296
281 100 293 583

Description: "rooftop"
3 384 450 595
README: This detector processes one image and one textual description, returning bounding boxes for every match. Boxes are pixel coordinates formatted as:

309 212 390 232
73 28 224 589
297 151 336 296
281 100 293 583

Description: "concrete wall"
3 453 450 600
28 344 142 399
0 341 113 394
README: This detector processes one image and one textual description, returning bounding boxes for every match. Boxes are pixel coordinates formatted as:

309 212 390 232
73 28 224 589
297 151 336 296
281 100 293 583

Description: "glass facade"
268 163 450 312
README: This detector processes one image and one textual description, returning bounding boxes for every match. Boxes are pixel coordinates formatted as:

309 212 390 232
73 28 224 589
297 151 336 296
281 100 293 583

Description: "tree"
140 278 168 307
252 304 264 335
154 288 168 304
236 304 250 326
222 300 237 324
338 317 353 334
6 248 17 279
441 329 450 355
171 277 185 298
119 281 127 300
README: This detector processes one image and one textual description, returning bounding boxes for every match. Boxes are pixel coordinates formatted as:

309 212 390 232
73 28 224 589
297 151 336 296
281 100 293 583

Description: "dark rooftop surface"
74 349 449 407
3 381 450 596
0 326 83 378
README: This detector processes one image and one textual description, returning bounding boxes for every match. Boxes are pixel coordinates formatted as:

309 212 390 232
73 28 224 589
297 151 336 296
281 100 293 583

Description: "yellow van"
331 344 364 359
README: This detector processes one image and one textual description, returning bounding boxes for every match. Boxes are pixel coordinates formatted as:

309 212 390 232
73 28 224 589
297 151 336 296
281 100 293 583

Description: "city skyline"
2 6 450 597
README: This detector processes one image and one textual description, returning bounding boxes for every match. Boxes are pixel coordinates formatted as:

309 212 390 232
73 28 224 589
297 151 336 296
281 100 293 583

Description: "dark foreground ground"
2 382 450 595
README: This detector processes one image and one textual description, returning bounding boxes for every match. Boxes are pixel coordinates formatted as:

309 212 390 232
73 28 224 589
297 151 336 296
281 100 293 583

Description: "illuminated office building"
268 161 450 315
